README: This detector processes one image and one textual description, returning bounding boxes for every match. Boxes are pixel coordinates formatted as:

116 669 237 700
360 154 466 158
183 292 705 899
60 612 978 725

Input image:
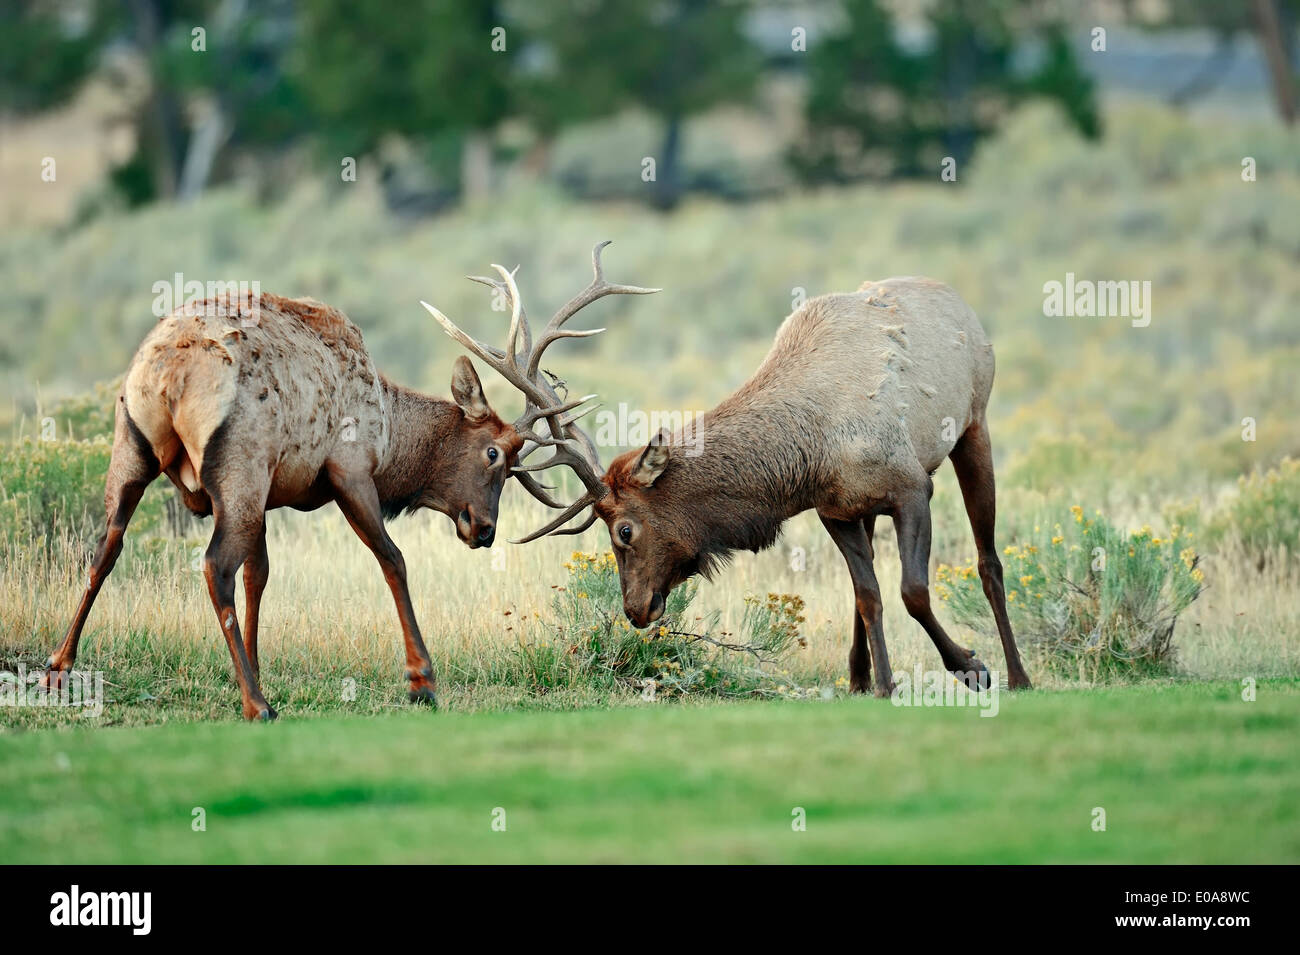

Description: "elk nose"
626 592 665 629
476 524 496 547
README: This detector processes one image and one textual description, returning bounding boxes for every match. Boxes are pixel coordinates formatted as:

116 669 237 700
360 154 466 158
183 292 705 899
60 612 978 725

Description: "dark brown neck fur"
374 377 464 518
609 391 823 573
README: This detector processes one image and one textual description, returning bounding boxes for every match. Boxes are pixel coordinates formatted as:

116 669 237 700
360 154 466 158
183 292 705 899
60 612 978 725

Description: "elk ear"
629 430 671 488
450 356 491 422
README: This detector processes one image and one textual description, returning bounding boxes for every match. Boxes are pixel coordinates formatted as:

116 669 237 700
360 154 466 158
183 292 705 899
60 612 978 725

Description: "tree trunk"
140 88 184 199
128 0 184 199
652 113 683 211
177 102 231 201
1168 31 1235 107
460 130 493 199
1254 0 1297 125
176 0 246 200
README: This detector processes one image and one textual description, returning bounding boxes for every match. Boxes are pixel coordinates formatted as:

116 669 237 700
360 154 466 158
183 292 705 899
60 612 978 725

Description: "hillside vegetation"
2 102 1298 726
5 103 1299 485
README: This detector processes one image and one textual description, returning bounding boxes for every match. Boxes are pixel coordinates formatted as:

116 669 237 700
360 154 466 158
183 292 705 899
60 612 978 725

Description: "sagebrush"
937 507 1203 681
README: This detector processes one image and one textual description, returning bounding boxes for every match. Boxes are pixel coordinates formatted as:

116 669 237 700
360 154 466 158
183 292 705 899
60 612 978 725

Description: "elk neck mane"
616 376 825 576
372 377 465 519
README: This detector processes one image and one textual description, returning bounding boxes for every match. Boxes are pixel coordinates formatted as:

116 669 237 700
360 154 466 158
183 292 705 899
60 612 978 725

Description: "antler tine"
512 471 566 509
467 270 534 361
514 432 564 456
511 442 605 495
517 393 597 430
437 243 656 540
420 300 512 371
509 490 602 545
546 508 600 538
421 298 558 421
490 264 528 372
525 240 660 382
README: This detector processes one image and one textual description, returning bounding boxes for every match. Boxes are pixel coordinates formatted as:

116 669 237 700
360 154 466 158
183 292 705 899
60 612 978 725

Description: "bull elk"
456 272 1032 695
44 249 654 720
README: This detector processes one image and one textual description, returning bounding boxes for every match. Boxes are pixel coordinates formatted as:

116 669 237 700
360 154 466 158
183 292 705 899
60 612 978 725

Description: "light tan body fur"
596 276 1031 695
126 294 390 511
46 291 523 720
711 277 994 521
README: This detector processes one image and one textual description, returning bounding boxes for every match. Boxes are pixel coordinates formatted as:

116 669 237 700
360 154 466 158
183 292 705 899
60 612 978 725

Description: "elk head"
420 241 660 562
441 355 524 548
533 424 707 628
423 243 703 627
597 433 713 626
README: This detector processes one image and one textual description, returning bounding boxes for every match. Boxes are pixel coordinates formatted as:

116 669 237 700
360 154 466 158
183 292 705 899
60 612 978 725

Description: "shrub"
936 508 1203 681
1204 458 1300 569
534 551 809 699
37 376 120 441
0 437 112 547
0 436 183 550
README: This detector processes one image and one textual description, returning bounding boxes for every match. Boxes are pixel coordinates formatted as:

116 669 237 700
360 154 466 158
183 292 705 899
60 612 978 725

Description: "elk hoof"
953 656 991 692
871 683 895 699
408 685 438 709
849 677 872 695
245 703 278 722
1008 672 1033 691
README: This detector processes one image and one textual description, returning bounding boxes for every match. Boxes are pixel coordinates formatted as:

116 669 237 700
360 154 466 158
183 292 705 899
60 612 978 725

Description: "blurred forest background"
2 0 1299 708
2 0 1298 468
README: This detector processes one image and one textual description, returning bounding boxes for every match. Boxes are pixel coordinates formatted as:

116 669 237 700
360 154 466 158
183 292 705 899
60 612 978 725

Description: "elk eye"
618 524 632 544
487 447 498 463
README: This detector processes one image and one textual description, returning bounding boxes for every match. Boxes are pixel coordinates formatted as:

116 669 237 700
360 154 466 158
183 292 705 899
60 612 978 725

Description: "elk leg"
894 492 991 691
44 410 159 688
950 420 1032 689
203 499 276 721
820 515 892 697
242 523 270 682
328 469 437 707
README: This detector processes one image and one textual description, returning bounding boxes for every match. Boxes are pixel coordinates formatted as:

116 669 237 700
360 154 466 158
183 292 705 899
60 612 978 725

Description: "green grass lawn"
3 680 1296 863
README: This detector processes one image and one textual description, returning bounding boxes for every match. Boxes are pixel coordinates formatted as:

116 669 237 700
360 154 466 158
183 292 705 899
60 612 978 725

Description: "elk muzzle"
625 591 666 629
456 508 496 548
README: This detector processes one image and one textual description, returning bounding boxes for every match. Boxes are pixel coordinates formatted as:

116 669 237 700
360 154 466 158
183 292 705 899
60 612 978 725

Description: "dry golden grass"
4 472 1293 716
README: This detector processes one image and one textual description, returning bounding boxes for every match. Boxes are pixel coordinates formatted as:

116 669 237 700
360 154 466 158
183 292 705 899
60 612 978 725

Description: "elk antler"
420 241 659 542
